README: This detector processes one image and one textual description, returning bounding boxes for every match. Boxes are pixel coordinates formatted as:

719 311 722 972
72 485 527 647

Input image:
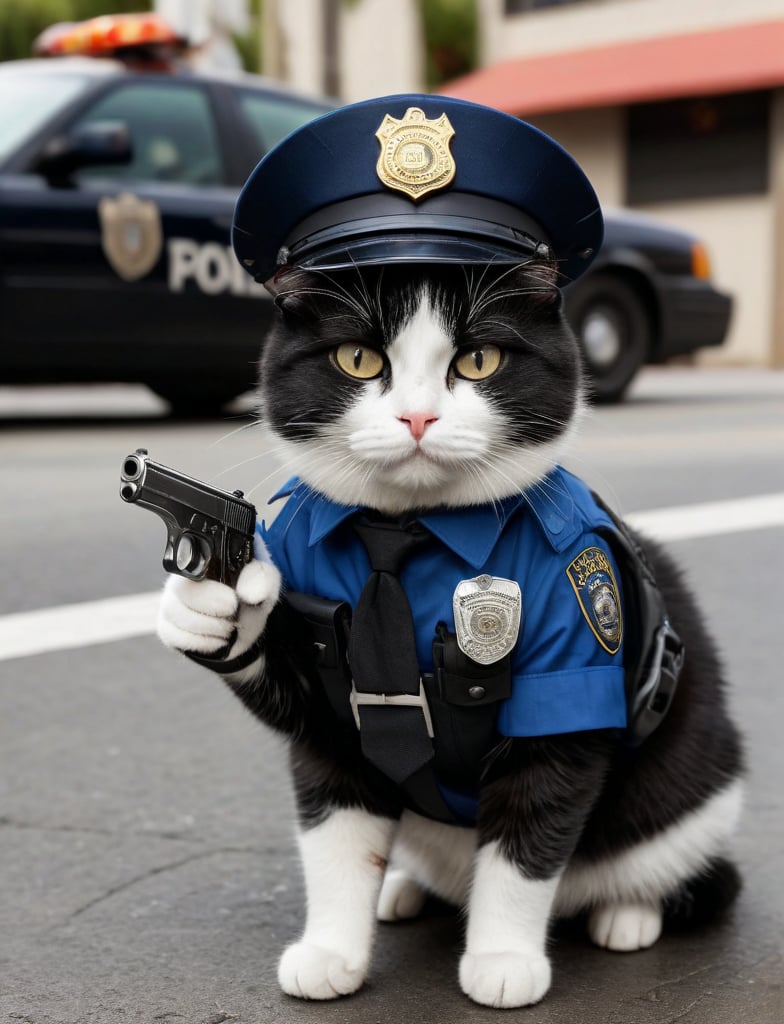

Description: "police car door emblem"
566 547 623 654
98 192 163 281
375 107 456 201
453 575 522 665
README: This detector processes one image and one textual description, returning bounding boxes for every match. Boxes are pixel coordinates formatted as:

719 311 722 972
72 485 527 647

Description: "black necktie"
348 517 434 783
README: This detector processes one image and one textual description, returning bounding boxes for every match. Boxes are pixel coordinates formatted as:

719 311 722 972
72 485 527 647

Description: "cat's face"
258 263 584 514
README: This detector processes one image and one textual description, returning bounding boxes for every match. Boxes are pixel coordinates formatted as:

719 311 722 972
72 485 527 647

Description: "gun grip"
163 528 214 581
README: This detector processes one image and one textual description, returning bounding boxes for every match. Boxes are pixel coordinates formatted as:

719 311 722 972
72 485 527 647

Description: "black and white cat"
157 260 744 1009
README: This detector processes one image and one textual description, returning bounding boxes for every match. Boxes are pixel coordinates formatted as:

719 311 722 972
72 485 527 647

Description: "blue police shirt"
258 466 628 741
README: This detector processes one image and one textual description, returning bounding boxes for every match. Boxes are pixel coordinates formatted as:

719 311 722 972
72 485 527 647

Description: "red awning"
441 20 784 115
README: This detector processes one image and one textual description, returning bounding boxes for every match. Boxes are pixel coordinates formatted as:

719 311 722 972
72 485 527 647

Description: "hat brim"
272 194 554 281
288 233 545 273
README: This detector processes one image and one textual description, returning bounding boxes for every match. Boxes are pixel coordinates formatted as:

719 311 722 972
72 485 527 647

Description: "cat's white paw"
459 951 551 1008
235 557 281 607
157 575 238 655
377 868 427 921
157 558 280 659
588 902 662 952
277 941 367 1000
230 559 281 656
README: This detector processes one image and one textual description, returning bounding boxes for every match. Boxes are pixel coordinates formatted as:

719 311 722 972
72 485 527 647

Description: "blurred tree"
233 0 262 73
0 0 153 63
421 0 478 89
234 0 479 89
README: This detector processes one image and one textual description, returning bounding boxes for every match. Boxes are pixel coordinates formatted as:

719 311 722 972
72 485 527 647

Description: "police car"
564 210 732 401
0 14 731 412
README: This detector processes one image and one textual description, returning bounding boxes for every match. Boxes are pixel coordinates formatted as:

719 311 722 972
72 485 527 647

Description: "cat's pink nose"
398 412 439 442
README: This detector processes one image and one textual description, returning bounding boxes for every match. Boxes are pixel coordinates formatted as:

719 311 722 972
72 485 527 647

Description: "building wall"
479 0 784 62
340 0 423 102
532 106 775 366
273 0 423 101
275 0 325 96
770 89 784 367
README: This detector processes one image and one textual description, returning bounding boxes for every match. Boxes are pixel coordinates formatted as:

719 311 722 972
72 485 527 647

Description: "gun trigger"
162 528 178 577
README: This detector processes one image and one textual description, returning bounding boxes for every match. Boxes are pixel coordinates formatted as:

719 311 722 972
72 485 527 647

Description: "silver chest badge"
452 574 522 665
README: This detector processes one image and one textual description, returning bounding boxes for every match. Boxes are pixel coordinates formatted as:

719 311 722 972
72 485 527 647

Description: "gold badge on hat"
375 107 456 201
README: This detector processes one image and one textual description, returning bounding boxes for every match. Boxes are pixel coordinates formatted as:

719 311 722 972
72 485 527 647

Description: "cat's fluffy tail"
663 857 742 929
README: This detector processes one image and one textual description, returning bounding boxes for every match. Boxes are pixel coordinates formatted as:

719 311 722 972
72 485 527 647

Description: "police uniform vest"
256 467 683 825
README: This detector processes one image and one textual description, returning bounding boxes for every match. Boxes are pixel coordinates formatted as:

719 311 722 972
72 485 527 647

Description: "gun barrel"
122 454 145 481
120 449 149 503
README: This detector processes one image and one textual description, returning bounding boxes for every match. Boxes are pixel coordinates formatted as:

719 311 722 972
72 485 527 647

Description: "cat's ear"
272 291 308 319
526 260 561 307
267 270 319 324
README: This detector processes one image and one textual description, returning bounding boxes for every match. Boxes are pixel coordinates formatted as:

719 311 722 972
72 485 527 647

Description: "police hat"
232 93 603 286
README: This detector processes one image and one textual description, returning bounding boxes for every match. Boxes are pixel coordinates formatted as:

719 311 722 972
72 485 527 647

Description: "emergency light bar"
33 13 185 61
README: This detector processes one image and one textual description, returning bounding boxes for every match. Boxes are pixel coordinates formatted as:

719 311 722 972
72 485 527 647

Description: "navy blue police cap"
232 93 603 286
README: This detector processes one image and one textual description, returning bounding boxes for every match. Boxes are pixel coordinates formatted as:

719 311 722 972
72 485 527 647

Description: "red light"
33 13 185 61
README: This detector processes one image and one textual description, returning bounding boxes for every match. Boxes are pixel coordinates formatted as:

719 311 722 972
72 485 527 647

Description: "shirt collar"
419 498 526 568
268 477 360 544
269 478 528 570
269 469 577 567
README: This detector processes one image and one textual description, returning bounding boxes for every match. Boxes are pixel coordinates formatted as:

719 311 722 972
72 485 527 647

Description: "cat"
157 259 744 1009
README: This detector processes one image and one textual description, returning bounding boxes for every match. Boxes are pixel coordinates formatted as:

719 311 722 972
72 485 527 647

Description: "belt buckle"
349 679 435 738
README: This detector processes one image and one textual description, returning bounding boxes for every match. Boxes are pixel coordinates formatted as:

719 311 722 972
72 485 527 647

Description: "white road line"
1 492 782 663
626 491 784 541
0 592 160 663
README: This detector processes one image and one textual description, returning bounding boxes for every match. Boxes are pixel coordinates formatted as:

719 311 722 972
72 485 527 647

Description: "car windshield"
0 71 93 162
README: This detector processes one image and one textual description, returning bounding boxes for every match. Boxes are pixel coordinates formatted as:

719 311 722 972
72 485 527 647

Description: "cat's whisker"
277 488 315 539
242 439 345 500
277 277 375 327
454 457 506 518
465 263 553 324
281 418 328 430
466 261 531 320
307 270 376 327
344 256 378 326
208 415 264 449
480 318 541 350
524 473 580 520
210 449 281 482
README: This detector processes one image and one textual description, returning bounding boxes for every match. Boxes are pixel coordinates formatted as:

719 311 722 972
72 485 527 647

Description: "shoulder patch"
566 547 622 654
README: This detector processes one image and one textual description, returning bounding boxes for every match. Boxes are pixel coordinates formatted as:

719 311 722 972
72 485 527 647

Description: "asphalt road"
1 368 783 1024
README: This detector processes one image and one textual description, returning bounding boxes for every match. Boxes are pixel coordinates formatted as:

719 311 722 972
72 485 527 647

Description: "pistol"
120 448 256 587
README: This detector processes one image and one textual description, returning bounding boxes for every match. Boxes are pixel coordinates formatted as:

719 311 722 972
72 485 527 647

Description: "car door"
3 73 268 400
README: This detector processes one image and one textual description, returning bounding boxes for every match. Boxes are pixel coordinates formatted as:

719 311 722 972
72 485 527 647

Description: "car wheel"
565 273 652 403
147 381 250 417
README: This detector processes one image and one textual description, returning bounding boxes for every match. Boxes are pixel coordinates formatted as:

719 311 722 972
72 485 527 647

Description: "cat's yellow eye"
332 343 384 380
453 345 502 381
